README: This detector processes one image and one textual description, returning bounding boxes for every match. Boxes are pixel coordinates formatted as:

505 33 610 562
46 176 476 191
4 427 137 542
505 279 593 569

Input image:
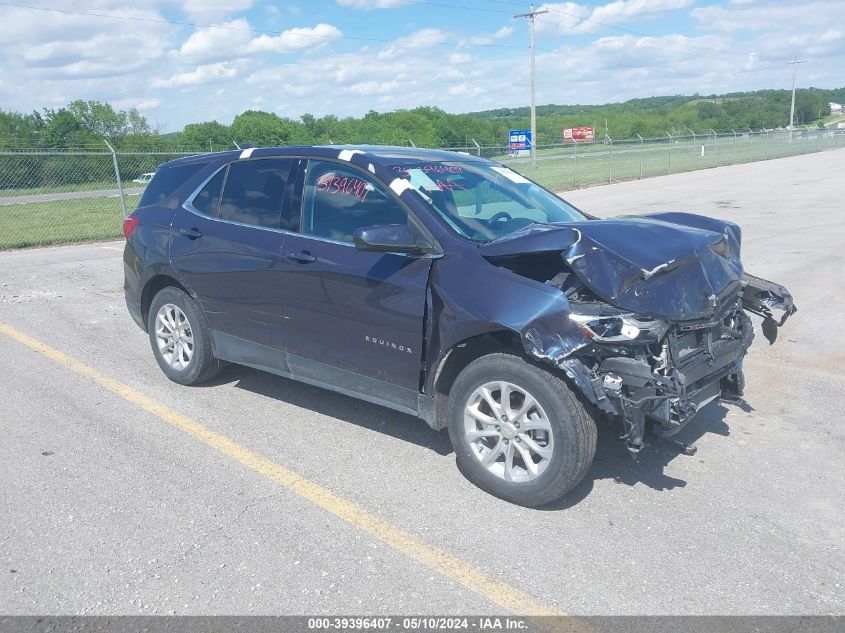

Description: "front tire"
447 353 596 507
147 286 221 385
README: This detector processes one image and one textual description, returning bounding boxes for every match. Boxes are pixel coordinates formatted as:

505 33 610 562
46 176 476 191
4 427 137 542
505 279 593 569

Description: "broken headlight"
569 312 668 343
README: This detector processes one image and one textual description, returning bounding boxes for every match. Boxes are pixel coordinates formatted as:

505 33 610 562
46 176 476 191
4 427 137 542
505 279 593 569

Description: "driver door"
278 159 435 411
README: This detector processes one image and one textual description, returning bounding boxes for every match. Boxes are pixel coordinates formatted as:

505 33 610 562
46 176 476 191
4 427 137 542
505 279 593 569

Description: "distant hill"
468 88 844 140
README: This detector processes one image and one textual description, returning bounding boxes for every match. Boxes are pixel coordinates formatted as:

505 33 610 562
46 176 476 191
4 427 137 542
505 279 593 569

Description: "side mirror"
352 225 428 255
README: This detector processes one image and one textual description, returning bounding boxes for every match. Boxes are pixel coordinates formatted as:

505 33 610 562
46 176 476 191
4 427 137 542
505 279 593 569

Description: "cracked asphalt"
1 149 843 616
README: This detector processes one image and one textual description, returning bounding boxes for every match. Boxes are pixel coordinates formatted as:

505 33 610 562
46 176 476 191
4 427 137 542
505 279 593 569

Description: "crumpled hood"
479 212 744 320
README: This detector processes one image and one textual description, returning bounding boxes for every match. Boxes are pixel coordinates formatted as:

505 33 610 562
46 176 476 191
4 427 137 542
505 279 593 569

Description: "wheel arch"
140 274 191 331
429 329 524 430
427 328 610 431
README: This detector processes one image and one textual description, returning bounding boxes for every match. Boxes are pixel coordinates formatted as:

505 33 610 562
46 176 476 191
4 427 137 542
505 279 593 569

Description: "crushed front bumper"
587 305 755 452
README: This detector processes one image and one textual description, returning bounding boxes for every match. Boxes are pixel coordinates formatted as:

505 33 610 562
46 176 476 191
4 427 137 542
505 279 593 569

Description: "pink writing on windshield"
436 178 465 191
392 164 463 177
317 175 371 203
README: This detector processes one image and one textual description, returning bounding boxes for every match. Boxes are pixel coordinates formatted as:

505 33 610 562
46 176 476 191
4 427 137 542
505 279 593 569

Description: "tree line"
0 87 841 153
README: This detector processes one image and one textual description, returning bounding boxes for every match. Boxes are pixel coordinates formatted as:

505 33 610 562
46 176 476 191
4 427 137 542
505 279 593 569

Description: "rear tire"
147 286 221 385
447 353 596 507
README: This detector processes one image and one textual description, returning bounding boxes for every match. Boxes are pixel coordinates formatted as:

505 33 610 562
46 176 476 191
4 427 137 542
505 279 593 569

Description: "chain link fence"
448 127 845 191
0 150 194 249
1 128 843 249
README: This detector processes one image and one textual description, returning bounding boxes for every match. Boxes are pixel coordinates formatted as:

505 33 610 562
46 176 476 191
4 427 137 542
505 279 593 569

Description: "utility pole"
788 57 807 142
514 3 548 169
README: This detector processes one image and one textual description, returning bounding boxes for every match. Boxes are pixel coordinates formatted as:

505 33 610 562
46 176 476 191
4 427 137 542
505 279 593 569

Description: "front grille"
656 300 751 394
668 301 746 369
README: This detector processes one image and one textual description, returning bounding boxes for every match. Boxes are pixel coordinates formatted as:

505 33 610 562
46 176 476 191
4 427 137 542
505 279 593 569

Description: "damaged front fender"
522 314 591 363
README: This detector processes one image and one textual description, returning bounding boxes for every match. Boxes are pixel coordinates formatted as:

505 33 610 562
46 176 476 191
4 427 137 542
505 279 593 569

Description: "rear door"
170 157 297 363
278 158 434 407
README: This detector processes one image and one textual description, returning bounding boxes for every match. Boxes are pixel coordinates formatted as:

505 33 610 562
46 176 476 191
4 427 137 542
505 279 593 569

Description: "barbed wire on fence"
1 128 843 249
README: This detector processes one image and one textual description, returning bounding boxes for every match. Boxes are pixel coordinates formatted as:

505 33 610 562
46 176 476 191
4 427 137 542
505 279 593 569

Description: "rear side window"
219 158 296 229
191 169 225 217
138 161 209 207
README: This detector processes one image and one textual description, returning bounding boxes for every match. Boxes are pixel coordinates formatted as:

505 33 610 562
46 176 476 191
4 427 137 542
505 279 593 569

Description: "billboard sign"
562 126 595 143
508 129 532 156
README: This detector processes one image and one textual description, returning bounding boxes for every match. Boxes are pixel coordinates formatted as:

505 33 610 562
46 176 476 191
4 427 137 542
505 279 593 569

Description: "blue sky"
0 0 842 131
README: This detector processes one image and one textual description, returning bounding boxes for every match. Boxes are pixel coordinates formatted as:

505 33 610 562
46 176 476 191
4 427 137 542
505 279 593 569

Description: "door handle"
180 227 203 240
285 251 317 264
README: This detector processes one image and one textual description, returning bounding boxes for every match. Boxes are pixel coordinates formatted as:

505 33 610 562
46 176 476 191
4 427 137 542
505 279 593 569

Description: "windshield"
388 161 587 241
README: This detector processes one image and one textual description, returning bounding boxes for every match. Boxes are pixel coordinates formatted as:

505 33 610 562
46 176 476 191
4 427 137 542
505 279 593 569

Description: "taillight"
123 215 140 240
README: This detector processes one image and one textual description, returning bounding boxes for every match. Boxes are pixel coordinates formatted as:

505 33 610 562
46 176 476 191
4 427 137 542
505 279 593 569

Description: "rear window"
137 161 211 207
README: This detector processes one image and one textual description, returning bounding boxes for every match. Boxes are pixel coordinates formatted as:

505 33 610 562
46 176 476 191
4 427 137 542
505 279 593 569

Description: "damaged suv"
123 146 796 506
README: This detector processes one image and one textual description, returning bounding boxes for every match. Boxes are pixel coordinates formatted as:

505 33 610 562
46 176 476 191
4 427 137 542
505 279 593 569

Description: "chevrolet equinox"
123 145 796 506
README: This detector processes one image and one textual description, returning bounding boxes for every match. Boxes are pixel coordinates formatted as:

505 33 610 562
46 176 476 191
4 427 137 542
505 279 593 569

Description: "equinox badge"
365 335 413 354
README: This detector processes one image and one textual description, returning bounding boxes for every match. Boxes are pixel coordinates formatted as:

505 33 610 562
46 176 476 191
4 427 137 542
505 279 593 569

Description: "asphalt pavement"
1 150 843 616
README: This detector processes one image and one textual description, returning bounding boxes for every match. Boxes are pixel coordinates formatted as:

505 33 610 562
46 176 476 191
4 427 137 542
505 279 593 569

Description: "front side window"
387 161 587 242
219 158 296 229
300 160 408 244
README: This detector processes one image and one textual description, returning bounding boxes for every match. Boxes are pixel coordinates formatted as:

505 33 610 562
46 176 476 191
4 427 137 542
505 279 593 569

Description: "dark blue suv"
123 145 795 506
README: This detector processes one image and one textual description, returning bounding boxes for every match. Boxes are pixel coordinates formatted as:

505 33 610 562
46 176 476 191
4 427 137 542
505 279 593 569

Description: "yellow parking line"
101 245 123 252
0 322 566 617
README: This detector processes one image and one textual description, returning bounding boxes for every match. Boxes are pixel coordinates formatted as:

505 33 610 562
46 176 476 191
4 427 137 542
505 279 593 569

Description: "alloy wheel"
463 381 555 483
154 303 194 370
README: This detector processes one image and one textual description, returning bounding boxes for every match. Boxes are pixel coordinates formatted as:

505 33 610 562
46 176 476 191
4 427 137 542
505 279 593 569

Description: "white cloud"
177 19 253 63
113 97 163 110
239 34 507 120
152 61 243 87
536 3 589 34
537 0 692 34
247 23 343 53
336 0 411 8
447 83 484 97
691 1 845 62
468 26 513 45
590 0 692 26
1 3 173 85
377 28 449 58
173 20 343 63
342 80 405 96
591 32 734 58
693 0 844 32
449 52 474 64
530 30 810 106
754 29 843 58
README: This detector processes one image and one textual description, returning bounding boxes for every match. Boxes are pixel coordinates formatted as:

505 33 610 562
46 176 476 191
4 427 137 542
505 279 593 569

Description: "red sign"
562 127 595 143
